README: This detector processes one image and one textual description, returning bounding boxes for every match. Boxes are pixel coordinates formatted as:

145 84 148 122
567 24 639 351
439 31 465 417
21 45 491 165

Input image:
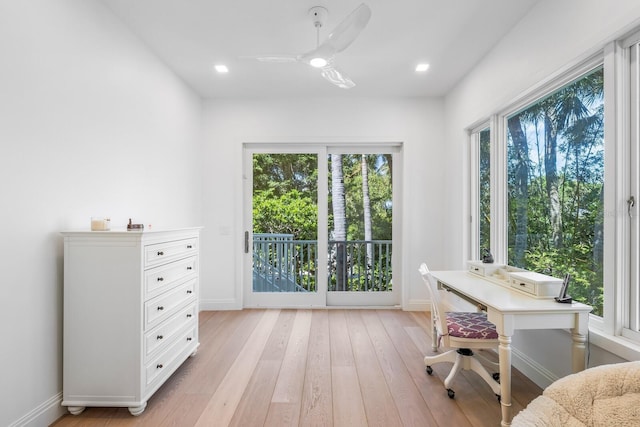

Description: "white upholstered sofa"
512 361 640 426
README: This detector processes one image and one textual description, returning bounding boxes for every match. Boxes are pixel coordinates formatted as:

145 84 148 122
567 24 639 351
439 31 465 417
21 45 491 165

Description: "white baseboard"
199 298 241 311
405 298 429 311
9 392 65 427
511 347 558 389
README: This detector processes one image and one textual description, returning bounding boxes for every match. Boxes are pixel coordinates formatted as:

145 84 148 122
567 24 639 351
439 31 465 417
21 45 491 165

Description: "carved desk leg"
498 334 513 427
571 312 589 372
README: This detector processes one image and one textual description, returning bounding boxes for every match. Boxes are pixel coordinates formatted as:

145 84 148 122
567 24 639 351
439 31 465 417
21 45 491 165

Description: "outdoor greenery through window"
479 128 491 257
328 154 393 292
506 66 604 315
251 152 393 294
252 154 319 292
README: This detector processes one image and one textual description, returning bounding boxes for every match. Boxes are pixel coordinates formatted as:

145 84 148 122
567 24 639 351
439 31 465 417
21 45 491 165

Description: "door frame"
242 141 402 308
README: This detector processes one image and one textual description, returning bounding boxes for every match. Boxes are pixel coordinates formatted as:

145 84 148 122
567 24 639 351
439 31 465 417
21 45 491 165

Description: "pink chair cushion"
446 312 498 339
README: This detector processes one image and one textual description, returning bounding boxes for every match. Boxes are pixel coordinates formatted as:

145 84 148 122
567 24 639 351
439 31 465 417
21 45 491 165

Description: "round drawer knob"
157 335 163 340
187 245 193 249
186 314 192 318
187 290 193 294
157 364 163 369
187 337 192 341
157 277 164 282
157 251 164 256
157 306 164 311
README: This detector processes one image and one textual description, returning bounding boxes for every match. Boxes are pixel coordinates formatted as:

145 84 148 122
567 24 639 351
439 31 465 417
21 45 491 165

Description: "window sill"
589 324 640 361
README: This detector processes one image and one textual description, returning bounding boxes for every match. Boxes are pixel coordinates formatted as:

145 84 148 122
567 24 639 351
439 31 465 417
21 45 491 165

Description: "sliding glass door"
243 144 400 307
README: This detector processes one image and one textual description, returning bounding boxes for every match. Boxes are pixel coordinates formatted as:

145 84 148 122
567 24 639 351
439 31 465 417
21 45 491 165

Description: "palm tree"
331 154 347 291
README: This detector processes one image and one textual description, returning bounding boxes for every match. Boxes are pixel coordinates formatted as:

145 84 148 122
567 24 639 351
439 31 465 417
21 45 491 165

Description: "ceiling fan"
248 3 371 89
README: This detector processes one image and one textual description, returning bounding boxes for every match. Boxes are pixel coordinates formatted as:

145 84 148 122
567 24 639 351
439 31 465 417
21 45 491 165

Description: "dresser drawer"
145 238 198 268
145 279 197 329
144 302 197 359
145 325 197 387
145 256 197 299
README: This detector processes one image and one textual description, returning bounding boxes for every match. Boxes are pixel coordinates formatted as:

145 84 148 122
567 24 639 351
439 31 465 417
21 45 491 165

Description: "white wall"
0 1 203 426
443 0 640 385
200 97 445 311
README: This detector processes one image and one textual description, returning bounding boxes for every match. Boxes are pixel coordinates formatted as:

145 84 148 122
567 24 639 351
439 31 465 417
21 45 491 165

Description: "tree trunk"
361 155 373 283
331 154 347 291
508 115 529 266
544 114 562 248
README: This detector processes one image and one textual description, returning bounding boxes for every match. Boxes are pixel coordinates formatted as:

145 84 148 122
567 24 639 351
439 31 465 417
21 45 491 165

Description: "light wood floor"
51 309 542 427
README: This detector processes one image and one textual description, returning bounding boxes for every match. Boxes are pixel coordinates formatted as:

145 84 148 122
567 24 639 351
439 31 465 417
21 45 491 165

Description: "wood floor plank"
345 310 403 427
360 310 438 426
329 310 367 427
194 309 281 427
229 309 297 427
331 366 368 427
264 309 313 427
328 310 356 367
299 310 332 426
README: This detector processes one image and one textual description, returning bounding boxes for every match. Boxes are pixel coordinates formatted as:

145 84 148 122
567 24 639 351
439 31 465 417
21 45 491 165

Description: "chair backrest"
419 263 447 339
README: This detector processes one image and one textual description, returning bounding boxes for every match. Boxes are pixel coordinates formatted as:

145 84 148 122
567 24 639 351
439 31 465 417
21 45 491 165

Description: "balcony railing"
252 233 392 293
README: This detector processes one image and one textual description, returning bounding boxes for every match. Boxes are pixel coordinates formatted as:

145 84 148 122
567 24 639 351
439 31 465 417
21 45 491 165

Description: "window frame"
468 37 640 356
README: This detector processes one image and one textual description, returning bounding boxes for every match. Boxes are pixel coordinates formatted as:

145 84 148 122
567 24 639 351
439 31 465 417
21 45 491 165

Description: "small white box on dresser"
61 227 201 416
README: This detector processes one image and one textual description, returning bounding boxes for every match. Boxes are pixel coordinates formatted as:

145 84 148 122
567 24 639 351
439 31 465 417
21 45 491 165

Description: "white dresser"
61 227 201 416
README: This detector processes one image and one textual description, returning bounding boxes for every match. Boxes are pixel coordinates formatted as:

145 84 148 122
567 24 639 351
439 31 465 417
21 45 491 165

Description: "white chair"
419 263 501 400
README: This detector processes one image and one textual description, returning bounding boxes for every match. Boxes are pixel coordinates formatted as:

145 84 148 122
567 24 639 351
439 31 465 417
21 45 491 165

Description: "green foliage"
506 66 604 315
253 189 317 240
253 153 318 199
328 154 393 241
253 152 394 293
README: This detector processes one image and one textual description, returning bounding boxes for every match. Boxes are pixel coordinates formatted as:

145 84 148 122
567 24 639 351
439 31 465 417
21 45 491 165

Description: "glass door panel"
244 150 326 307
327 151 397 306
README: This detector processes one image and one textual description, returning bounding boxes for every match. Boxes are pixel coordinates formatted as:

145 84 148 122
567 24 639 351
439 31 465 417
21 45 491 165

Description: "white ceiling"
101 0 539 98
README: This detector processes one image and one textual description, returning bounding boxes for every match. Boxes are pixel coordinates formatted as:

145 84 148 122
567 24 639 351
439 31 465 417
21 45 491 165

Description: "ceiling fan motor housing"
309 6 328 28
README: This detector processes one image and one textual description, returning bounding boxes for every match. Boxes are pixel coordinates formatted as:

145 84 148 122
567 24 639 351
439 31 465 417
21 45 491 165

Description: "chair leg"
468 355 501 396
424 349 459 368
443 353 464 390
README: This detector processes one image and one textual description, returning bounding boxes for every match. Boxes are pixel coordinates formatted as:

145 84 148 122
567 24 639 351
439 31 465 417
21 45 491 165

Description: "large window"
470 30 640 354
506 67 605 315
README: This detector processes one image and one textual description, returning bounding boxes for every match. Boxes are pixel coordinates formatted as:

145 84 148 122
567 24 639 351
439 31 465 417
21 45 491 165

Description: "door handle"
244 231 249 254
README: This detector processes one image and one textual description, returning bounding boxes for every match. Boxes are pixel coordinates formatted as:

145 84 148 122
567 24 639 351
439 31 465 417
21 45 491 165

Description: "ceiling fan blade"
324 3 371 53
239 54 299 63
321 64 355 89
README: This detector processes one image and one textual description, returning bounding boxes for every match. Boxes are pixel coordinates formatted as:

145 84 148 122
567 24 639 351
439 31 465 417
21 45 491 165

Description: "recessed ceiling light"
214 65 229 73
415 63 430 72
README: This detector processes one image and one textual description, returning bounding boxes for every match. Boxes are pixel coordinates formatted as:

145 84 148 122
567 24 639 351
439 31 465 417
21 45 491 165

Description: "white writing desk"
430 270 592 427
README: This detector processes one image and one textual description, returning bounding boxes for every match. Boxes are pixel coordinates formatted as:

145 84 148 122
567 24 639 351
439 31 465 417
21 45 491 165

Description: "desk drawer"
511 279 536 295
509 271 562 298
467 261 504 277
